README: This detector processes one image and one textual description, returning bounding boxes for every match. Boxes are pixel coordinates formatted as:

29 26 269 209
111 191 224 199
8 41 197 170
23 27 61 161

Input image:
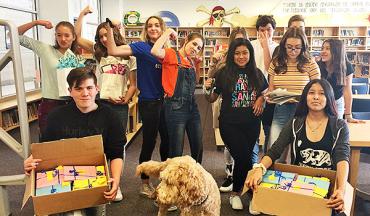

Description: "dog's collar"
193 194 209 206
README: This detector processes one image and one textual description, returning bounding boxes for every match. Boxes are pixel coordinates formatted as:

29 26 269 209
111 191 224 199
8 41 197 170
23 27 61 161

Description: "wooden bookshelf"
0 90 41 131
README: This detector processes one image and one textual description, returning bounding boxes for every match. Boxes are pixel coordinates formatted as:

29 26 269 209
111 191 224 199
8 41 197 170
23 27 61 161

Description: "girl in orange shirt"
151 28 204 162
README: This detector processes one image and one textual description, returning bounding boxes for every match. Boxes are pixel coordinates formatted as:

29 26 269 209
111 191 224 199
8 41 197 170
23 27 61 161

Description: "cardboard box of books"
243 163 354 216
22 135 110 215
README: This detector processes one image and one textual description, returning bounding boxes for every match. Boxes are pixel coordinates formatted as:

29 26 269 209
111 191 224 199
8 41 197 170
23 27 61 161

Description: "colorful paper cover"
259 182 278 189
96 166 106 177
90 176 108 188
278 180 294 191
63 166 76 181
36 170 59 188
288 181 314 196
35 183 71 196
74 166 97 180
262 170 296 185
73 179 90 191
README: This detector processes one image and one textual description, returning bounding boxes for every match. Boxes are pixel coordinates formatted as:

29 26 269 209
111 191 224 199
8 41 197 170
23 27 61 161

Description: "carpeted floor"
1 93 370 215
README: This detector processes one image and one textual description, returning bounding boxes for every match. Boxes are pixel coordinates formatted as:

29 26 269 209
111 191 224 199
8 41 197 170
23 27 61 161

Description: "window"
71 0 101 41
0 0 38 97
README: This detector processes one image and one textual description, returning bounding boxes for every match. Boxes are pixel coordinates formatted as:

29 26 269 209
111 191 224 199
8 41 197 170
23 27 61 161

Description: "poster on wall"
155 11 180 27
195 5 240 27
123 11 142 26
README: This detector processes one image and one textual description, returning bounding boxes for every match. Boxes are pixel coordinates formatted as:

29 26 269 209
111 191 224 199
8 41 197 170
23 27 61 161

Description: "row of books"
1 102 39 130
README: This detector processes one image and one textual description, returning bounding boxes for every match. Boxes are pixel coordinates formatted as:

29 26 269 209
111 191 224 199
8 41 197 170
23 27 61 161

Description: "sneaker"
154 201 178 212
113 187 123 202
249 201 261 215
229 195 243 210
219 176 233 192
140 183 155 198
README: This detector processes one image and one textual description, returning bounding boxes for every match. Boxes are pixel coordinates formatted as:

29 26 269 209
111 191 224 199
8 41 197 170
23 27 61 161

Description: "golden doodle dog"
136 155 221 216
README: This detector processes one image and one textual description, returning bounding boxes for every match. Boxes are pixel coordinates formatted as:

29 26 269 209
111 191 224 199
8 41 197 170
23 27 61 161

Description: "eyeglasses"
286 46 302 52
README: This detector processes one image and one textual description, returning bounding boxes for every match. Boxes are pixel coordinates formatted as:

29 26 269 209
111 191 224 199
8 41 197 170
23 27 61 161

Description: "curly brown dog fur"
136 156 221 216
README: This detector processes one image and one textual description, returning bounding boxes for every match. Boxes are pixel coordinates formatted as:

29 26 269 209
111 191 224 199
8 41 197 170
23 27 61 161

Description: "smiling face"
233 45 250 68
184 37 203 57
285 37 302 61
69 78 99 113
307 83 327 113
320 42 332 63
55 25 75 52
146 17 163 42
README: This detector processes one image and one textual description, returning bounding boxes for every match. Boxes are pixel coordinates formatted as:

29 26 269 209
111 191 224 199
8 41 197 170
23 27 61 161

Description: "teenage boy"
24 66 125 215
250 15 279 162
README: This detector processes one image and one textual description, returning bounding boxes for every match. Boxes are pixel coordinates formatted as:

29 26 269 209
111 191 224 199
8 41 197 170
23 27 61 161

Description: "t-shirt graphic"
231 74 256 108
299 147 332 168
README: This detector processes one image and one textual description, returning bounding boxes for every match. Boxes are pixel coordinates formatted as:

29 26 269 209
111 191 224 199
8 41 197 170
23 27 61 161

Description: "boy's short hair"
256 15 276 30
288 15 305 27
67 66 97 88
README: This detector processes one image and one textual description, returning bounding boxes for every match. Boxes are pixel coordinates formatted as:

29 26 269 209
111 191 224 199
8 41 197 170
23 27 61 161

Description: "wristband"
253 163 267 175
344 113 352 119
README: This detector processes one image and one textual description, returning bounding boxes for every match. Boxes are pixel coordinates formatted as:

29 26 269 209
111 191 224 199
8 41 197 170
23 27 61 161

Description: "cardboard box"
22 135 110 215
243 163 354 216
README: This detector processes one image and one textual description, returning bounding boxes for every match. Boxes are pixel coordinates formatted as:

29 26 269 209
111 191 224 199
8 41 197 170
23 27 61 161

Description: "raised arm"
106 25 132 57
74 5 94 52
18 20 53 35
151 28 177 59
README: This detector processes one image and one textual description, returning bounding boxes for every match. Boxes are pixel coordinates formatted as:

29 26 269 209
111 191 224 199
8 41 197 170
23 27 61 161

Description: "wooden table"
352 94 370 100
348 120 370 215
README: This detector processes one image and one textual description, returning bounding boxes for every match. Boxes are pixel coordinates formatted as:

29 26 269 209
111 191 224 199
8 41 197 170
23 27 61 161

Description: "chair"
352 84 369 94
352 112 370 120
352 98 370 112
352 77 369 84
352 112 370 155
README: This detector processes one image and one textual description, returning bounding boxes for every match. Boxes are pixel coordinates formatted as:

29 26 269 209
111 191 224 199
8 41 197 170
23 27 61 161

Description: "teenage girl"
106 16 169 198
17 20 82 139
151 28 204 162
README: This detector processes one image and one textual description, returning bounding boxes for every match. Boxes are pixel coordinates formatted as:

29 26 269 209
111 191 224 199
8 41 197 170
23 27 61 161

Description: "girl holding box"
247 79 350 214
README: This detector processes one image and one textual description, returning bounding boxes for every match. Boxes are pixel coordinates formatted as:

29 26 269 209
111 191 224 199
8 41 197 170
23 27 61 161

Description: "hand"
253 96 265 116
24 155 42 176
108 97 127 105
204 78 214 90
211 52 223 64
166 28 177 41
258 31 269 49
327 189 345 212
346 117 366 124
81 5 93 16
37 20 53 29
104 178 118 201
245 168 263 191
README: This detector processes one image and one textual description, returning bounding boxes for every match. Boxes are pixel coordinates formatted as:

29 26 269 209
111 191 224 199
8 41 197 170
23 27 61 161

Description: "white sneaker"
219 176 233 192
154 201 178 212
114 187 123 202
249 201 261 215
229 195 243 210
140 183 155 198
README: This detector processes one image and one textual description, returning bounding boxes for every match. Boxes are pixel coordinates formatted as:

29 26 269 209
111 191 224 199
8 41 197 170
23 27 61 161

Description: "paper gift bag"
57 67 73 97
99 72 125 100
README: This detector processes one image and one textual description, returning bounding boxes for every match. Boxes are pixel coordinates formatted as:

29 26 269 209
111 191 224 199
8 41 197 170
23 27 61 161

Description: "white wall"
121 0 370 27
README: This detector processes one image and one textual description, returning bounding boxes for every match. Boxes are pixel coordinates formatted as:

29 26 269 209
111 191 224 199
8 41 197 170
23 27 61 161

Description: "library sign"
281 0 370 14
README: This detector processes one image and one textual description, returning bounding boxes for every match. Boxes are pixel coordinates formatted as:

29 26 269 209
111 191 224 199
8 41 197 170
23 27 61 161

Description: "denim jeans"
100 101 129 133
165 99 203 163
336 97 344 119
268 103 297 162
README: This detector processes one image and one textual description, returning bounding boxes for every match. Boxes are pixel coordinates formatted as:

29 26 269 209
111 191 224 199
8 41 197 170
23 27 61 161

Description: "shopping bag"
99 64 127 100
57 67 74 97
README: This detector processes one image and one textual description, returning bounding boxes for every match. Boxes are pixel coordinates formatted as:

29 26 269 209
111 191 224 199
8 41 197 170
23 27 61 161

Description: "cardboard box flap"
31 135 103 162
22 172 35 209
343 182 354 216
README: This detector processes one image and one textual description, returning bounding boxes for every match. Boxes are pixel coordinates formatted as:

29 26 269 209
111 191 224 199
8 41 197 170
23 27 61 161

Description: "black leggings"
219 120 260 193
138 100 169 179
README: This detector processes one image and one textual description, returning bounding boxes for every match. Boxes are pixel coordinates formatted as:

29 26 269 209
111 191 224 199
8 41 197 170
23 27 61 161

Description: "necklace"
306 118 325 133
